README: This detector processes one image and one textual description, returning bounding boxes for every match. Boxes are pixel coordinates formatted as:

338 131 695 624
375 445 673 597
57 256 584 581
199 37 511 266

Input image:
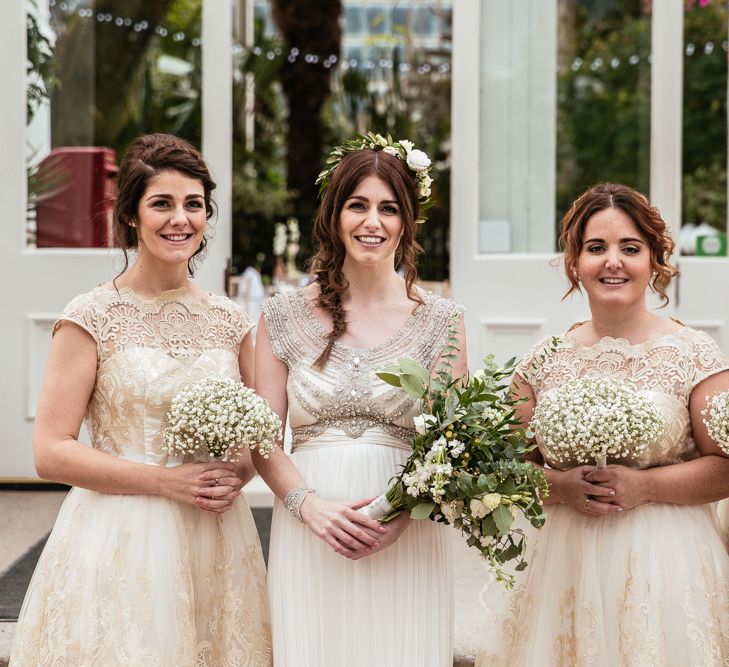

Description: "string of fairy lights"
46 0 727 77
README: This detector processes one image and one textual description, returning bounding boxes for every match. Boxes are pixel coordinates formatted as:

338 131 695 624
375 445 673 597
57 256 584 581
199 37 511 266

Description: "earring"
573 270 580 282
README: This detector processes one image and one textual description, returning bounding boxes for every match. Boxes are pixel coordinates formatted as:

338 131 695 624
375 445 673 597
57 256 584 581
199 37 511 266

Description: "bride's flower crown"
316 131 434 224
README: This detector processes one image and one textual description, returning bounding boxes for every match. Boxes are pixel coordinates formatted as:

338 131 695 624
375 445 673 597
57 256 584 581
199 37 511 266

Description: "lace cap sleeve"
225 298 254 345
261 292 301 365
52 290 101 357
689 328 729 389
515 335 557 396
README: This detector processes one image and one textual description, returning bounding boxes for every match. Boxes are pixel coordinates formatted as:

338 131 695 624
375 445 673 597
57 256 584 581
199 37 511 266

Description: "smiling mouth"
161 233 193 242
355 235 386 246
599 277 628 285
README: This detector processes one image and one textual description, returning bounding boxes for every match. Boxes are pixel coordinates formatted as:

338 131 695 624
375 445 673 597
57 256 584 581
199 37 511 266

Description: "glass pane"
556 0 652 225
26 0 202 248
478 0 651 253
680 0 727 256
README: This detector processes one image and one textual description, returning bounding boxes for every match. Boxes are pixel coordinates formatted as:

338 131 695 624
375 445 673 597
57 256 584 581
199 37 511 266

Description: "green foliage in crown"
316 131 434 223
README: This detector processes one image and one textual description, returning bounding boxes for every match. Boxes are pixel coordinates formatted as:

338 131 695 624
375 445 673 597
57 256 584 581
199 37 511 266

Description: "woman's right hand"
161 462 242 514
299 494 387 559
550 465 622 517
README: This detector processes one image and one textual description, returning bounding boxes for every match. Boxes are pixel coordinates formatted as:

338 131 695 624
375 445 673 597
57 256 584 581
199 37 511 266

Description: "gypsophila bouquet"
530 376 667 469
360 330 547 587
164 378 281 462
703 390 729 454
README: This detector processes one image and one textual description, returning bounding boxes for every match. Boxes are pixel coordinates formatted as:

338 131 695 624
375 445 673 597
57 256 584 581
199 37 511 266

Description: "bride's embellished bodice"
54 286 252 465
519 327 729 470
262 288 463 449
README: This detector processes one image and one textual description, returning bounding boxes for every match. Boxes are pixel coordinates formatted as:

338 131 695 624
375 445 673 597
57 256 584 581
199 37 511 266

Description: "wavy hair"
309 148 424 369
560 182 678 305
113 133 216 280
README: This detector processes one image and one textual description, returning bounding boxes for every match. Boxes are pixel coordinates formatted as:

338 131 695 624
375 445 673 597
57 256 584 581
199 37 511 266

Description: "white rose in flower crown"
398 139 413 153
418 181 432 199
440 499 464 524
406 149 431 172
383 146 400 157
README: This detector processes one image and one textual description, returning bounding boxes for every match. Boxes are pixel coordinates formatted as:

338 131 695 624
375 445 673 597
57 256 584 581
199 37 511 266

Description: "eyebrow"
347 195 399 205
145 193 205 201
583 237 645 244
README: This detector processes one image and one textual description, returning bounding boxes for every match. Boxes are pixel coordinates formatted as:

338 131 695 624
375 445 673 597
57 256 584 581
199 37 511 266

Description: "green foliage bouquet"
360 341 548 586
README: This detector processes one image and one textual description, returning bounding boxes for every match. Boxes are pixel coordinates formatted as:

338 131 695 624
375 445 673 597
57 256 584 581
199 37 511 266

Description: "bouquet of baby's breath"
703 390 729 454
360 332 548 587
164 378 281 462
530 376 667 469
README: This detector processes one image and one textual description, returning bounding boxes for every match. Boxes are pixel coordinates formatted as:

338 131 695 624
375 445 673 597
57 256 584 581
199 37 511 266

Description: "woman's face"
576 207 653 309
134 169 207 268
338 175 403 268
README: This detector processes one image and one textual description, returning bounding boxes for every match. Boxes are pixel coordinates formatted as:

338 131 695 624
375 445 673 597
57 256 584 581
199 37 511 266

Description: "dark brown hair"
560 182 678 305
309 148 424 369
113 133 216 279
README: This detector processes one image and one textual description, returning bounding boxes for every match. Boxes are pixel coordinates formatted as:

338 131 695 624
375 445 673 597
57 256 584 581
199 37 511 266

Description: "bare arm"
253 315 386 558
34 322 239 512
586 369 729 507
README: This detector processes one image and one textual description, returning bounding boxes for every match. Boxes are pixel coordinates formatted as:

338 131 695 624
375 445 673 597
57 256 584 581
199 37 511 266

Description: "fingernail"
616 507 623 512
609 491 615 496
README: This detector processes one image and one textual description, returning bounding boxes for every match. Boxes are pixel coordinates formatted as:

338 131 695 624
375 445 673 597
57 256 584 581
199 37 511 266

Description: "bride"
254 133 467 667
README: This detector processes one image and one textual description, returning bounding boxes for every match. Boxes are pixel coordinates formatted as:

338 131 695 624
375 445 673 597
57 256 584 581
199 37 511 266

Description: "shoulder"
416 288 464 321
261 288 303 320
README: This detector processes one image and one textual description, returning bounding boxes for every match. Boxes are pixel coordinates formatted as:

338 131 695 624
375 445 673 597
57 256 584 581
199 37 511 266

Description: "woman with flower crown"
10 134 272 666
254 132 467 666
476 183 729 666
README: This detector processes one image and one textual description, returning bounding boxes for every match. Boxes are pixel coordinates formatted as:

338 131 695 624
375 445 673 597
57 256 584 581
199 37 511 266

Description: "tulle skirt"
10 486 272 666
476 502 729 667
268 431 454 667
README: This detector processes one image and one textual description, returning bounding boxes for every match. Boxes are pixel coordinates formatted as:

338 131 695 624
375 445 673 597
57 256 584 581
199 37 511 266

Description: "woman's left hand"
345 511 412 560
195 467 245 514
584 465 648 510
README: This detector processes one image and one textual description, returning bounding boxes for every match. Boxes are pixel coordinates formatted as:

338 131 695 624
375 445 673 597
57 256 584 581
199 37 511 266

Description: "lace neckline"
293 287 429 354
563 326 692 353
95 284 211 305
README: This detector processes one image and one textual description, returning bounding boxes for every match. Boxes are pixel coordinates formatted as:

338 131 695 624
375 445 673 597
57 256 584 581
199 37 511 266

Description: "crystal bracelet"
283 487 315 523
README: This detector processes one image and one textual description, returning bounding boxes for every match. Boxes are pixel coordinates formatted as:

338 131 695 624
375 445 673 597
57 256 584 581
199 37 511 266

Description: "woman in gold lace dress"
254 135 467 666
10 134 272 666
476 183 729 666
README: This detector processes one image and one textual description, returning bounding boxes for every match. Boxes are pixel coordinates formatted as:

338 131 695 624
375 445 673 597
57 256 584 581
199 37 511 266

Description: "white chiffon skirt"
268 430 454 667
10 485 272 666
476 502 729 667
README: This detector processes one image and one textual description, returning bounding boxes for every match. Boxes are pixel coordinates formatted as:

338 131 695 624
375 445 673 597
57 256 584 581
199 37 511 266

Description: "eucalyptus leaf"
400 373 426 398
493 505 514 534
397 358 431 384
376 371 402 387
410 501 435 520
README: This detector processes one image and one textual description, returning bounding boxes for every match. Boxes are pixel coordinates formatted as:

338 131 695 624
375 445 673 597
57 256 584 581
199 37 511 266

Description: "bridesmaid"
477 183 729 666
254 134 467 666
10 134 271 666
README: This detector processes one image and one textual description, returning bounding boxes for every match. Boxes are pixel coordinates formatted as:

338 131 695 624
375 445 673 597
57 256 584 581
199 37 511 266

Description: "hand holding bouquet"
164 377 282 462
530 376 667 469
361 334 548 586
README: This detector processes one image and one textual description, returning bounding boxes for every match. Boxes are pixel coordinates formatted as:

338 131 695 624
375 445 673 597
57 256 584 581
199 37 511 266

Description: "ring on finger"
213 478 220 486
583 496 592 510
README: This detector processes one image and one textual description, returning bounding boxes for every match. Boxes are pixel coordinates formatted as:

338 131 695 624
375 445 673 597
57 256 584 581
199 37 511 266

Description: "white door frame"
0 1 233 479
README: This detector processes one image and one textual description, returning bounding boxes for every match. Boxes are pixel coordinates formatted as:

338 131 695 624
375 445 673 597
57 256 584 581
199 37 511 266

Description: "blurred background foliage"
27 0 727 272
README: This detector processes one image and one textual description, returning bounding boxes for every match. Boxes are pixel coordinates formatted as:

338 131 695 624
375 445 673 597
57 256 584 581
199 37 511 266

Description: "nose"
363 206 382 230
169 204 188 226
604 249 622 270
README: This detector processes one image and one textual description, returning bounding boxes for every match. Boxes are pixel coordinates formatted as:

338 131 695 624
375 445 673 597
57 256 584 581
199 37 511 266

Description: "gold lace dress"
262 288 463 667
10 286 272 667
476 327 729 667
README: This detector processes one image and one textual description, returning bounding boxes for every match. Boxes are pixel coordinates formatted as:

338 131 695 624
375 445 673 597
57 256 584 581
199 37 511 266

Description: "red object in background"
35 147 118 248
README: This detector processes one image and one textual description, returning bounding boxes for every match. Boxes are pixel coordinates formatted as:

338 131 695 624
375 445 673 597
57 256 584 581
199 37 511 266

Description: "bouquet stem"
358 493 395 521
595 453 607 469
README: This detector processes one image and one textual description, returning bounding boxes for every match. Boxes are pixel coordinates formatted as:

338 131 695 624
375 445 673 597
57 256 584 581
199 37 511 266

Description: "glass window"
478 0 651 253
680 0 727 255
26 0 202 248
366 6 388 35
344 6 365 35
